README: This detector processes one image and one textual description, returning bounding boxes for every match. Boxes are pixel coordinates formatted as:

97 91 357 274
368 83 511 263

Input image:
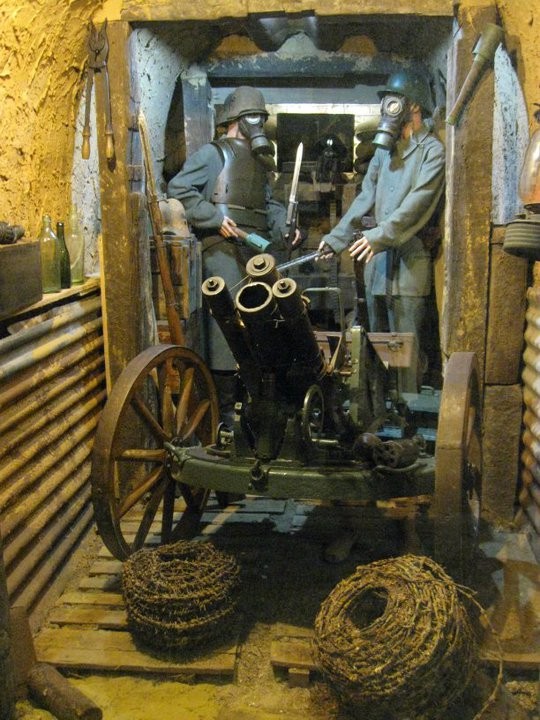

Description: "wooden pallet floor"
34 496 291 680
34 497 540 681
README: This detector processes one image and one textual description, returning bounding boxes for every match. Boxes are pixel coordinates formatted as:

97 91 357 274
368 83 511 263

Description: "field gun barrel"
235 281 289 369
245 253 280 285
201 276 260 394
272 277 326 378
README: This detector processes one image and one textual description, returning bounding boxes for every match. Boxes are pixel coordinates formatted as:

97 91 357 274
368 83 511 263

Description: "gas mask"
373 94 410 150
238 113 273 156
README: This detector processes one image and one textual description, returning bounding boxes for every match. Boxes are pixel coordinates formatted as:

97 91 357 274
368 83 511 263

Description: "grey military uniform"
167 137 287 371
322 125 445 299
321 124 445 393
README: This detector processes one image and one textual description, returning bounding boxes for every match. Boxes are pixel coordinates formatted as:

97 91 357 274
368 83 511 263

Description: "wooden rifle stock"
139 113 185 346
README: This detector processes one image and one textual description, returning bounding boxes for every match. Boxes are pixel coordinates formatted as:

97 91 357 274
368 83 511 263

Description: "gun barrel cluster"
202 253 327 400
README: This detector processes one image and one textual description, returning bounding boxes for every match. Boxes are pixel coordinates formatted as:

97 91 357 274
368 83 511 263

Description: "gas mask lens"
373 94 408 150
239 114 273 156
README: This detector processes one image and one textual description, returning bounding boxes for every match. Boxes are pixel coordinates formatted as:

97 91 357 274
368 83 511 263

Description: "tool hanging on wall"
82 19 115 160
446 22 504 126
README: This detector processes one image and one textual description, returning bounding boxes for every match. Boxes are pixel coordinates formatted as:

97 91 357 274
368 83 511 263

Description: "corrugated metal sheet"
520 287 540 535
0 282 105 627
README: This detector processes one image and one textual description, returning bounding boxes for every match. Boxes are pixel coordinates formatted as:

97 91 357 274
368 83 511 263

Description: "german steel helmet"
218 86 268 126
379 69 434 114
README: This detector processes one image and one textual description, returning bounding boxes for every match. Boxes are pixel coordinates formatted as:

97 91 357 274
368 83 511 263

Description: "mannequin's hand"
349 234 373 264
316 239 335 261
219 216 238 238
291 228 302 248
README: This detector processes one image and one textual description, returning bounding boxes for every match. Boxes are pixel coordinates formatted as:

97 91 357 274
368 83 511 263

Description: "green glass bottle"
56 221 71 289
39 214 60 293
67 205 85 285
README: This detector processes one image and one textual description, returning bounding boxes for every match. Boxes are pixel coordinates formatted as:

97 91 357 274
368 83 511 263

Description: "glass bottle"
56 221 71 289
39 214 60 293
66 205 85 285
518 108 540 212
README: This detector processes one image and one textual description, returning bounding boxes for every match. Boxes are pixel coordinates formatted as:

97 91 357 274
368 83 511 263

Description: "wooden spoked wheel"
431 351 482 582
91 344 219 560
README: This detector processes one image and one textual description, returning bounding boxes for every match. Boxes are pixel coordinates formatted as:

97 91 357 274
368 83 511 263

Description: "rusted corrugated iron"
520 287 540 535
0 283 106 627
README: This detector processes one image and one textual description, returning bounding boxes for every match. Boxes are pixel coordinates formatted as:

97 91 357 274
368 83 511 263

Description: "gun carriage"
91 250 482 580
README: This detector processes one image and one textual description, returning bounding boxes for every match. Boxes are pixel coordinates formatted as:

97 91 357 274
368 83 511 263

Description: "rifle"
139 112 185 346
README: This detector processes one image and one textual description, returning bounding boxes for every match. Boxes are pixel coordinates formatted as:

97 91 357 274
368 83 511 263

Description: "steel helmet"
379 70 434 115
218 86 268 126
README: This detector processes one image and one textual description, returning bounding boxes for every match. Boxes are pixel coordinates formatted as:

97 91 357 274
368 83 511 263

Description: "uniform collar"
396 123 431 158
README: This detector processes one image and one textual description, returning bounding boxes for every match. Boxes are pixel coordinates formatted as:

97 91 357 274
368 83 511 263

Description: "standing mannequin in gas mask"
167 86 299 425
318 69 445 394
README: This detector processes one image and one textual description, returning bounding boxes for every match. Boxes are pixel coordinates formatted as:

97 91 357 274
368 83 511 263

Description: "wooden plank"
480 647 540 671
96 20 148 388
120 0 453 22
59 591 124 607
270 637 316 671
78 575 122 592
47 606 127 630
273 623 315 639
442 4 498 370
288 667 311 688
88 559 123 576
271 626 317 672
269 628 540 677
35 627 236 676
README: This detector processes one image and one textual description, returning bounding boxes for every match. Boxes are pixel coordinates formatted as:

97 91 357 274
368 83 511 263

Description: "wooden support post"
95 20 150 388
442 4 498 371
27 663 102 720
0 527 16 720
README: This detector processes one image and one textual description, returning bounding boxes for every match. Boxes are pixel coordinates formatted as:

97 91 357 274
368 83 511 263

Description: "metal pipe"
0 355 105 440
0 408 100 516
12 505 94 620
0 317 103 383
0 296 101 355
3 465 90 567
1 444 93 540
0 336 104 411
6 486 91 597
0 370 105 459
0 526 16 720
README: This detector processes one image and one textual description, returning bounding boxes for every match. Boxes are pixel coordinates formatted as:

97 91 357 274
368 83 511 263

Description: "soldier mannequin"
318 69 445 562
167 86 299 425
319 69 445 395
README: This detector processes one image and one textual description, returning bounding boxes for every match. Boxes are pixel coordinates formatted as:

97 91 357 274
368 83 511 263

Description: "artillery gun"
91 252 482 580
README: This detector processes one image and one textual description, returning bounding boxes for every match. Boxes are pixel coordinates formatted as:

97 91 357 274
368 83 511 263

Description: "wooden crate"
0 241 42 319
367 331 417 368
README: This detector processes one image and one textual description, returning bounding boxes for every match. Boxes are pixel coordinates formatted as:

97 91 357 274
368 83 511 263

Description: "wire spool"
122 540 240 652
314 554 479 719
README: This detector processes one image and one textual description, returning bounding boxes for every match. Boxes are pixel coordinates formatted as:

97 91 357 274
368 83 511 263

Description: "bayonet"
277 249 321 273
284 142 303 249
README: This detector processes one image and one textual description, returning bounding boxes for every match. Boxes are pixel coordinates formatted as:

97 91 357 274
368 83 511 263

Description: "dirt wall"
0 0 536 238
0 1 102 238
